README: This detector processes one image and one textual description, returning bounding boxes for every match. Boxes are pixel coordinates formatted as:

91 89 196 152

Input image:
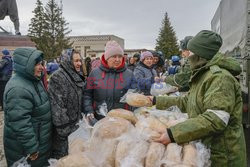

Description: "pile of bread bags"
49 85 211 167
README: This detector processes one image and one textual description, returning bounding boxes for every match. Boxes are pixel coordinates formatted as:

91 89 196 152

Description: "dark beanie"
180 36 193 50
187 30 223 60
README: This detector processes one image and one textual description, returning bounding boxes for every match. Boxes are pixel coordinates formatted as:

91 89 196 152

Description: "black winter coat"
83 55 136 117
48 59 85 159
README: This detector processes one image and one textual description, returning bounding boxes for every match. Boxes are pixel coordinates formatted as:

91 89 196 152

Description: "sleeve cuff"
167 128 175 143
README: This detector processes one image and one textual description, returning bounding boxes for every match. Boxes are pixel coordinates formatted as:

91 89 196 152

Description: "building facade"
69 35 124 59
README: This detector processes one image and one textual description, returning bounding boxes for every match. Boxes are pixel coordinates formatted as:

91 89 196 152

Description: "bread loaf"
145 142 165 167
126 93 152 107
107 108 138 124
91 117 134 139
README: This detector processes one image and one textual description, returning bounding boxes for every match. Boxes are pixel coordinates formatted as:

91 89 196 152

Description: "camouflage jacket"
156 54 247 167
165 62 191 92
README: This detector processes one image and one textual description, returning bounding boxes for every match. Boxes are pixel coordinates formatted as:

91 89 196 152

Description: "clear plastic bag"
119 89 138 103
68 120 91 143
150 82 178 96
11 155 31 167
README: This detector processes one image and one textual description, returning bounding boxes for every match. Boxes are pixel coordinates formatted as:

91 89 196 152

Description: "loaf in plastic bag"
145 142 165 167
182 143 198 166
120 91 152 107
91 117 134 139
135 116 167 140
161 143 183 166
56 153 94 167
115 131 150 167
87 138 118 167
150 82 178 96
107 108 138 124
68 138 87 154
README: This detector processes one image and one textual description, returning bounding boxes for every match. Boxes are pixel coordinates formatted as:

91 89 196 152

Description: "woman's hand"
29 152 39 161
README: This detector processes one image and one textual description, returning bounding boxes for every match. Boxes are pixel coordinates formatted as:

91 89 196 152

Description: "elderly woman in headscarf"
83 41 136 121
48 49 85 159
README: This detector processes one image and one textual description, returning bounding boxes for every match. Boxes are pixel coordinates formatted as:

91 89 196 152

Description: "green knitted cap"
187 30 223 60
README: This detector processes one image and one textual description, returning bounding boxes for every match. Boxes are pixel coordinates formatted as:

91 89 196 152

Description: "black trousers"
0 80 8 107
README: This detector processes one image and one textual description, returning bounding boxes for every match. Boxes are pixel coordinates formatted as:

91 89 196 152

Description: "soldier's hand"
153 132 171 145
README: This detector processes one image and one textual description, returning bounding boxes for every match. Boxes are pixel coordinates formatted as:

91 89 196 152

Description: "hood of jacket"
13 48 43 81
191 53 241 80
208 53 241 76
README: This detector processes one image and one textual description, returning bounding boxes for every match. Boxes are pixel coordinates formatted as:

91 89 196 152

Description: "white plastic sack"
68 120 91 143
11 156 31 167
150 82 178 96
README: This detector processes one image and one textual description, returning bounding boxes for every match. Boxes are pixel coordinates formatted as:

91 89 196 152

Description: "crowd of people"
0 30 247 166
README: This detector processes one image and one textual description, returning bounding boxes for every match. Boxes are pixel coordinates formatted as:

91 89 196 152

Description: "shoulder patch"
210 65 221 74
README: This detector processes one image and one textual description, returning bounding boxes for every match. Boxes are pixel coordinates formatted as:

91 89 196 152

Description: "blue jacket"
0 55 13 81
134 62 157 95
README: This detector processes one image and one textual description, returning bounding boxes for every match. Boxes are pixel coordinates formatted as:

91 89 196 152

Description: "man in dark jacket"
48 50 85 159
0 49 12 109
84 41 136 120
4 48 51 167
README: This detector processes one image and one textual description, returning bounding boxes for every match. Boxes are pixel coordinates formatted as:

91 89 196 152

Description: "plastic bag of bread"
56 153 94 167
87 138 117 167
117 140 149 167
145 142 165 167
150 82 178 96
182 143 198 166
135 116 166 140
120 91 152 107
161 143 182 166
107 108 138 124
68 138 87 154
91 117 134 139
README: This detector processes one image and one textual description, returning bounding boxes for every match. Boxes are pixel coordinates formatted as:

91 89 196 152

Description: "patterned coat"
48 59 85 159
156 54 246 167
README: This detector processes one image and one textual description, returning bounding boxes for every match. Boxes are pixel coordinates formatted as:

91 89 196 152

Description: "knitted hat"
187 30 223 60
2 49 10 56
180 36 193 50
104 41 124 60
140 51 153 61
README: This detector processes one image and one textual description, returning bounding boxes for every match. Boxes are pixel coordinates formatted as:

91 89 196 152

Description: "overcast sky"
1 0 220 49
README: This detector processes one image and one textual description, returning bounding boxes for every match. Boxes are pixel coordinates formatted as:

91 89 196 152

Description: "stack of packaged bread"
51 104 211 167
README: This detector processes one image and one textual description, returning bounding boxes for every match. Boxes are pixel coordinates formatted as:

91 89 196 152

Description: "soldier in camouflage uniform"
153 30 247 166
48 50 85 159
164 36 193 92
